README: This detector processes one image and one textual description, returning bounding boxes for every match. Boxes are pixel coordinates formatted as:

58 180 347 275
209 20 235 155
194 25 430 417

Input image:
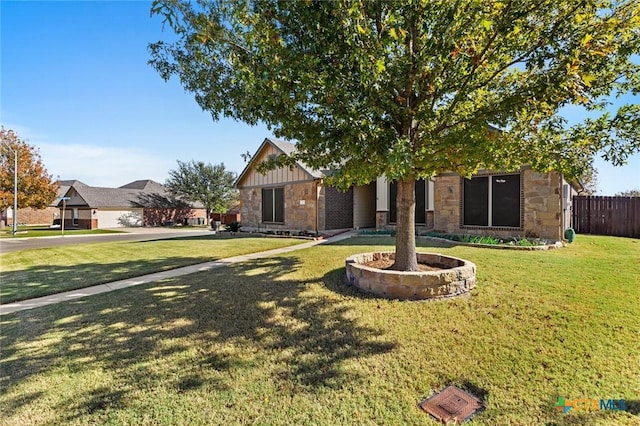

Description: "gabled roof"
235 138 325 186
60 185 151 208
51 180 87 207
56 180 204 209
119 180 166 192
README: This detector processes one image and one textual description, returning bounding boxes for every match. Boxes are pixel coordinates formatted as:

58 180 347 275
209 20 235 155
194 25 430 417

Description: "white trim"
376 176 389 211
427 179 435 211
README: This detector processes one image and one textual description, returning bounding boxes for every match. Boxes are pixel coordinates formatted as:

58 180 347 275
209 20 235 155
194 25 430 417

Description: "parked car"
49 218 61 229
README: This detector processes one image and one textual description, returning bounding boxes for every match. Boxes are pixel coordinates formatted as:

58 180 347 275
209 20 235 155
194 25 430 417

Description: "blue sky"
1 1 638 194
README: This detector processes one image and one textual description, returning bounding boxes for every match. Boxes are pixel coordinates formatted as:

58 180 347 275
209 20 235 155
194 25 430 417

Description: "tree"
165 160 237 225
0 127 58 221
615 188 640 197
578 162 599 195
131 192 195 226
150 0 640 270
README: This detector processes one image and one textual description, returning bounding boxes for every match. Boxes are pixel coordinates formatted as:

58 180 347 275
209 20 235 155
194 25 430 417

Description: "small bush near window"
227 221 242 232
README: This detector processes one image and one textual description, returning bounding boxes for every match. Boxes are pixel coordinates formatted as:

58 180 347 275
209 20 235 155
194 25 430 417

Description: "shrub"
227 221 242 232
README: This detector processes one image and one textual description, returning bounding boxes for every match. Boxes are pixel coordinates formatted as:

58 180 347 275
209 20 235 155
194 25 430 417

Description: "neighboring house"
2 181 69 227
237 138 579 241
56 180 207 229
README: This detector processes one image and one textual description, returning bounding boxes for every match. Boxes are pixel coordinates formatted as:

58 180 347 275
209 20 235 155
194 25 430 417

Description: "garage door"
96 209 142 228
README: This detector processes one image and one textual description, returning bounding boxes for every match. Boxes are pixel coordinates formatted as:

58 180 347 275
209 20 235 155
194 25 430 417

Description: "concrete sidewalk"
0 231 355 315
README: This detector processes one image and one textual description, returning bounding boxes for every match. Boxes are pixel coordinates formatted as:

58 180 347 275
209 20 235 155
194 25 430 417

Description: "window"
72 208 79 226
463 174 520 227
262 187 284 223
389 179 427 224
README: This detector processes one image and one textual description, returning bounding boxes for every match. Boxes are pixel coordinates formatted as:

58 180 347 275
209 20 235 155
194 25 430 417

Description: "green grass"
0 226 123 239
1 235 639 425
0 235 304 303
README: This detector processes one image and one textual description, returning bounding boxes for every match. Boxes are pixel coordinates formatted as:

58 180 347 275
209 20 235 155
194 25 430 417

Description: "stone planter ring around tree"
345 252 476 300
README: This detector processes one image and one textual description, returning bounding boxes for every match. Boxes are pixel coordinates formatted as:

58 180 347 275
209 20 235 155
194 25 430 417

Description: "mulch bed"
363 259 444 272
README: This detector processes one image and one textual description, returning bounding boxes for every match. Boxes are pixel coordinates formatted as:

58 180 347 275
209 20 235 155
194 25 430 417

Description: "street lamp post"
60 196 70 236
12 149 17 236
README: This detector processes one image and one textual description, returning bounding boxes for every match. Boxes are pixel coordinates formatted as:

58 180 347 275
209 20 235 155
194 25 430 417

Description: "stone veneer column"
433 174 461 233
376 211 388 230
286 182 321 232
522 168 562 240
239 188 262 229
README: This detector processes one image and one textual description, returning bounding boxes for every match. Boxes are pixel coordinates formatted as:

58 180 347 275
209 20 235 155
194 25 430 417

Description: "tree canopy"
131 192 195 226
615 188 640 197
0 127 58 213
150 0 640 270
165 160 237 224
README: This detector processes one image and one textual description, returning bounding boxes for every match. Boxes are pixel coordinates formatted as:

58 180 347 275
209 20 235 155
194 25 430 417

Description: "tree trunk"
206 208 211 226
392 178 418 271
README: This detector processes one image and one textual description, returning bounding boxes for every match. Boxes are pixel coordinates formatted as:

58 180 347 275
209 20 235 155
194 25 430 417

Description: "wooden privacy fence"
572 196 640 238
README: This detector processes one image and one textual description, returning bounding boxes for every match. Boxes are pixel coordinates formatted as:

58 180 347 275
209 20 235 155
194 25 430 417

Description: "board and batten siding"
238 144 312 188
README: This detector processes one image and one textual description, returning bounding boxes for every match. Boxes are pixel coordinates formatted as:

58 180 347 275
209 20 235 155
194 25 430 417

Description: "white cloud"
38 143 173 187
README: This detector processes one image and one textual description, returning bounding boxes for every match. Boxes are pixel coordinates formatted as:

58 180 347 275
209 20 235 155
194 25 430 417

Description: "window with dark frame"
262 187 284 223
463 174 520 227
389 179 428 224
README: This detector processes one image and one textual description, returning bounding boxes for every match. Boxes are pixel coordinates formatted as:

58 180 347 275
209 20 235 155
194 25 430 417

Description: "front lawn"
0 226 123 239
1 235 638 425
0 236 304 303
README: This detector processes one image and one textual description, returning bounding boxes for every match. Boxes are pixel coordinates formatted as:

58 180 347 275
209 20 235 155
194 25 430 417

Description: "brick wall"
325 186 353 229
5 207 58 226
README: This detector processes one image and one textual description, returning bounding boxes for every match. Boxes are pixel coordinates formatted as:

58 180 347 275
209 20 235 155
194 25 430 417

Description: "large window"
262 187 284 223
463 174 520 227
389 179 427 224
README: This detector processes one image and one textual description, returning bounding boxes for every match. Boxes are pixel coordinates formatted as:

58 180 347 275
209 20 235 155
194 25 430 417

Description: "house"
237 138 579 241
236 138 377 234
56 180 207 229
1 181 70 228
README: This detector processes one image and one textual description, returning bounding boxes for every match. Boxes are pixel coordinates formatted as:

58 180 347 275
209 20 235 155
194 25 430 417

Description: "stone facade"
345 252 476 300
376 211 389 230
239 181 322 233
522 168 563 240
432 167 563 241
433 173 461 233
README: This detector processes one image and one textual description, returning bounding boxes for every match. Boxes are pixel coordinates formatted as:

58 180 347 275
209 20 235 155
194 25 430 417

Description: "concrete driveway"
0 227 216 254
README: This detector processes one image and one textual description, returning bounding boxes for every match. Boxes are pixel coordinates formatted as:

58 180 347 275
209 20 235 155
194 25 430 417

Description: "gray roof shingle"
57 180 204 209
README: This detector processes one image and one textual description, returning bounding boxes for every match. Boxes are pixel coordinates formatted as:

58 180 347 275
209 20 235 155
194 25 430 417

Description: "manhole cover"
418 385 484 423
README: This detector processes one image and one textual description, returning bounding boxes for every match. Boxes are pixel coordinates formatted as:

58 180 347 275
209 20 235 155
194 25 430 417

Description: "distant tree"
615 188 640 197
131 192 194 226
0 127 58 221
578 163 599 195
151 0 640 270
165 160 237 225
